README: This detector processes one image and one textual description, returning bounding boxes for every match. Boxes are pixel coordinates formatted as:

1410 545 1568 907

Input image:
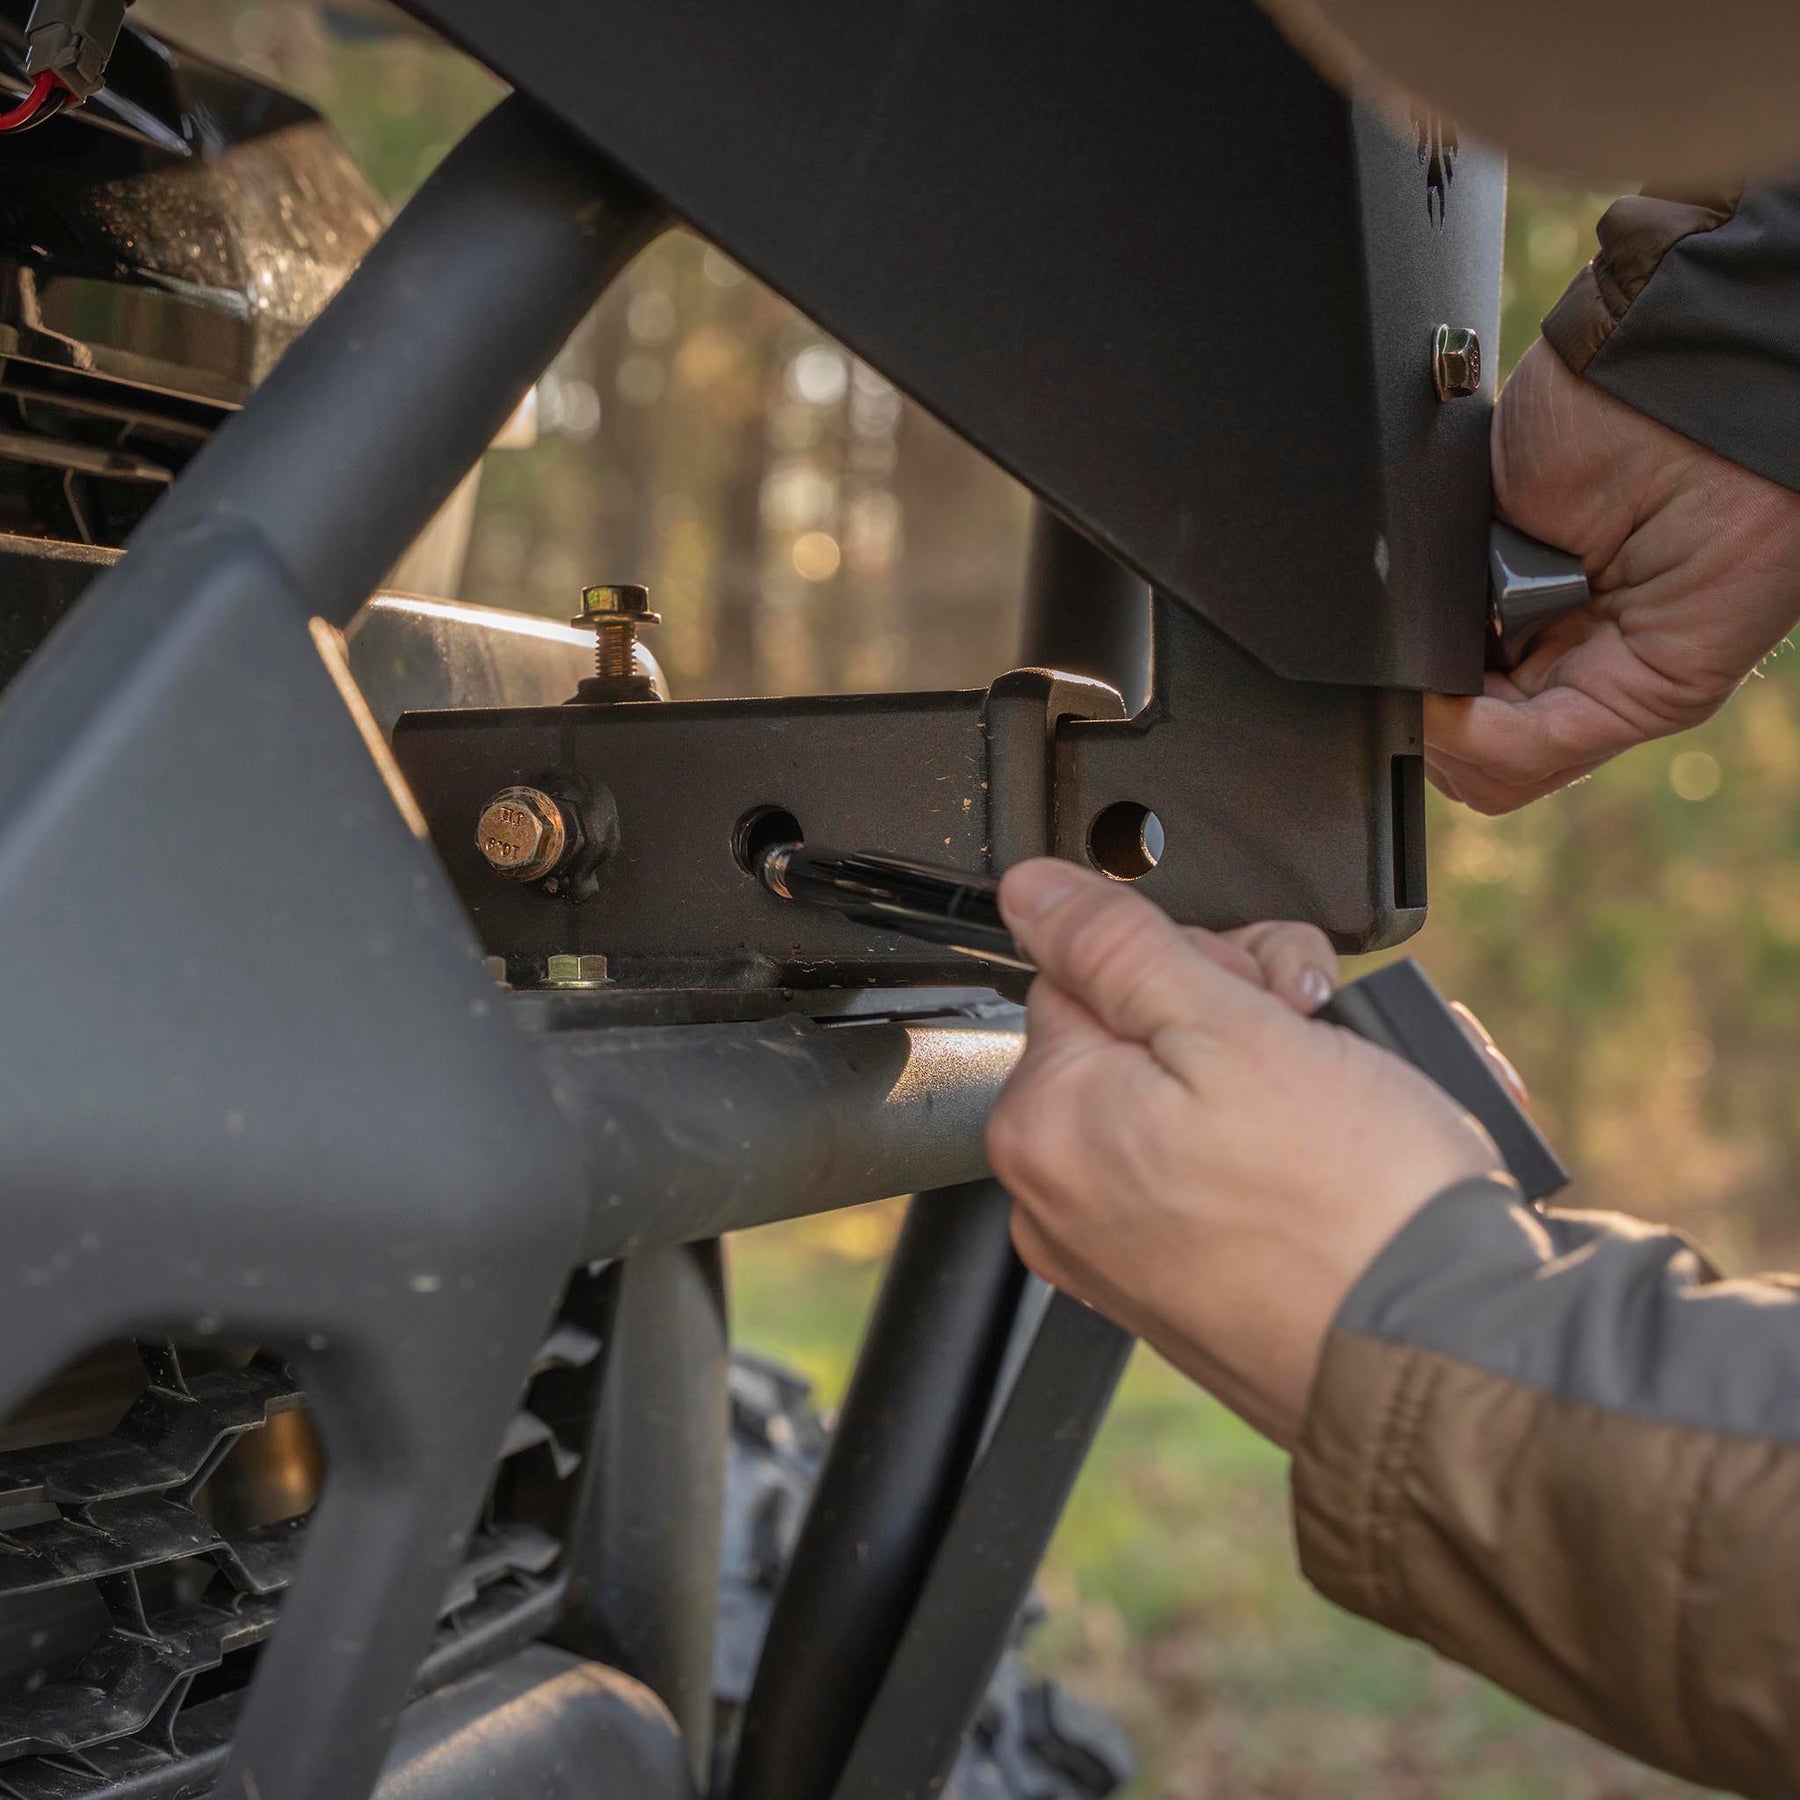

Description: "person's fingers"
1014 889 1327 1019
1449 1001 1530 1108
1013 975 1112 1079
991 974 1154 1192
1179 929 1265 989
1026 974 1101 1032
1424 686 1640 784
1423 744 1609 814
1006 1204 1064 1286
998 860 1266 1048
1424 688 1623 813
1222 921 1338 1014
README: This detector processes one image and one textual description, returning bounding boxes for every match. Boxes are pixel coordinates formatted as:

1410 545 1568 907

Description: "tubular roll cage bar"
0 1 1503 1781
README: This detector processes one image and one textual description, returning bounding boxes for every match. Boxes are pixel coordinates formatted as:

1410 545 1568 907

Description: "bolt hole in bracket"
1086 802 1164 881
734 806 805 877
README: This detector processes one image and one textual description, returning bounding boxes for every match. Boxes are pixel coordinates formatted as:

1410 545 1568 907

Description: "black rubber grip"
1317 958 1568 1203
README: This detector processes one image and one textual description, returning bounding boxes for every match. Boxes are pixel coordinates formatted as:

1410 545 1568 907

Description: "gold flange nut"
1433 324 1482 401
476 786 568 882
544 952 609 989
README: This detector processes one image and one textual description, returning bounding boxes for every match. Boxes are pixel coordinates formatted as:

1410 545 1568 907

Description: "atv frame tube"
538 1006 1024 1260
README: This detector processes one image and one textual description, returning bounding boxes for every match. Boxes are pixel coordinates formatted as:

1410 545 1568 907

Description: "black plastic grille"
0 368 220 554
0 1264 610 1800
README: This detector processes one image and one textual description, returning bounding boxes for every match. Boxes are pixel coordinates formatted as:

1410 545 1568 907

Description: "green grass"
729 1205 1710 1798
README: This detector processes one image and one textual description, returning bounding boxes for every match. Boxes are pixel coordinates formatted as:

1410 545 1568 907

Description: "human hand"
1424 339 1800 814
986 861 1506 1449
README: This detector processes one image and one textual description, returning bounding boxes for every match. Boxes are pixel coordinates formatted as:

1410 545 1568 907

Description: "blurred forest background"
138 5 1798 1794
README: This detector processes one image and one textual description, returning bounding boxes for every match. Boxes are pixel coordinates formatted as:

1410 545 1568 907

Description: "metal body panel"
399 0 1502 691
1355 104 1506 675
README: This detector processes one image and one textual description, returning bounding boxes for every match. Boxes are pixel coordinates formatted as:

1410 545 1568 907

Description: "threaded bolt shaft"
594 621 636 680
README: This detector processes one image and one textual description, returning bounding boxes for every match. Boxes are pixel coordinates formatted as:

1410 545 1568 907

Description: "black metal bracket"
395 588 1424 978
1051 598 1425 947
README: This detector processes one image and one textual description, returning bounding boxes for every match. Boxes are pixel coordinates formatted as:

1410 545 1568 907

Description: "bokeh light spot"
791 531 842 582
788 345 849 407
1670 751 1721 802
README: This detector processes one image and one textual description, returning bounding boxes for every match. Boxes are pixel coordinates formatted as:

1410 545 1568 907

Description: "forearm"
1294 1177 1800 1798
1544 180 1800 495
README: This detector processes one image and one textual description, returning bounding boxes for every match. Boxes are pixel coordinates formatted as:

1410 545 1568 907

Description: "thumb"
998 859 1267 1049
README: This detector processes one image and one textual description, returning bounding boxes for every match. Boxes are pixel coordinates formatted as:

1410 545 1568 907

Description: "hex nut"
544 953 609 988
475 786 569 882
1433 324 1482 400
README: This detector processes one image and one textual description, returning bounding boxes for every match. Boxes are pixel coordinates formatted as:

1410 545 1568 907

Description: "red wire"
0 70 59 133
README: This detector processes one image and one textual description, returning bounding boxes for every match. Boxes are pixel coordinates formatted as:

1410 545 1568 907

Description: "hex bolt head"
1433 324 1482 401
475 786 570 882
576 583 660 625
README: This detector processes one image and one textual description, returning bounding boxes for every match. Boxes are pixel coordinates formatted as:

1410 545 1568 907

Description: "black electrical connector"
23 0 130 102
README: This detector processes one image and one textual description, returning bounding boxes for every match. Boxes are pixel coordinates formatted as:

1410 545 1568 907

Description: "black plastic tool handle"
1319 959 1568 1202
758 844 1030 970
1487 521 1590 673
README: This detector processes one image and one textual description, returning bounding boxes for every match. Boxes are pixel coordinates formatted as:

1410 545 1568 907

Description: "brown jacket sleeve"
1293 1176 1800 1799
1543 182 1800 496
